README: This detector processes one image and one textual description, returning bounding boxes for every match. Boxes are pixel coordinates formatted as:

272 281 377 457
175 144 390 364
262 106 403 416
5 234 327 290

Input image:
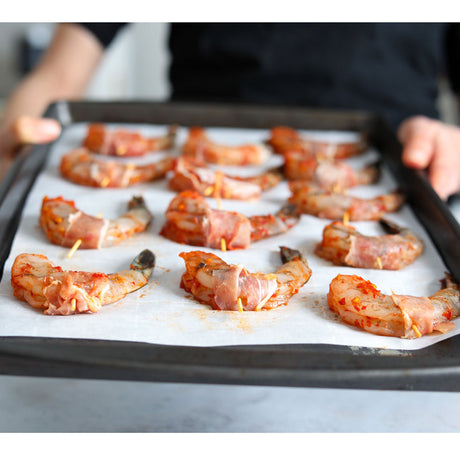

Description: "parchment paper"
0 123 455 350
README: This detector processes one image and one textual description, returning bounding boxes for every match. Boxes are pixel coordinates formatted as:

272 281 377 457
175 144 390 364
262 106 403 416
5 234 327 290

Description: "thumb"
398 116 439 169
13 116 61 145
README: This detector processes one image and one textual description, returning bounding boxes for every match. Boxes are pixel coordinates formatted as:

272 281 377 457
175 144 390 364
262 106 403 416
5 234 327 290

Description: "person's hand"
0 116 61 180
398 116 460 200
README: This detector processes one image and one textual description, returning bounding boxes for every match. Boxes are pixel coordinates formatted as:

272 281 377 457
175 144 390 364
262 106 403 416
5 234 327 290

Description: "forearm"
2 23 104 129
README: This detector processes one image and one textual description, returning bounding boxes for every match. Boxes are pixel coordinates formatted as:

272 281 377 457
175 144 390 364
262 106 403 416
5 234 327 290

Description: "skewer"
332 183 342 193
116 146 127 156
412 324 422 338
66 239 82 258
237 297 243 313
100 177 110 188
220 238 227 252
204 186 214 196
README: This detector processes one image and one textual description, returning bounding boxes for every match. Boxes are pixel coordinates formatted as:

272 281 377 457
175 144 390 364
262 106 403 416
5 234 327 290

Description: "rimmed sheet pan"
1 101 460 391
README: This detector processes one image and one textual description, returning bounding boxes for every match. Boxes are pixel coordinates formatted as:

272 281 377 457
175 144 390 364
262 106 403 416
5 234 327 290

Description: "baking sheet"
0 123 454 351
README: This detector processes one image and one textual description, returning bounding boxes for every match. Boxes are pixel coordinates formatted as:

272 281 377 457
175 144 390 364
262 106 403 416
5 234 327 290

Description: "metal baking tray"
1 100 460 392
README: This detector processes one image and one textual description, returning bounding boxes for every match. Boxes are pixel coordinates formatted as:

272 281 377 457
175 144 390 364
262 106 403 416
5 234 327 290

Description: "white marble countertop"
1 376 460 433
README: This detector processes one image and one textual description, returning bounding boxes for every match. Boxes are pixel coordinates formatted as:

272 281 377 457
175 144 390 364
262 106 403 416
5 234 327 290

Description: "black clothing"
80 23 460 129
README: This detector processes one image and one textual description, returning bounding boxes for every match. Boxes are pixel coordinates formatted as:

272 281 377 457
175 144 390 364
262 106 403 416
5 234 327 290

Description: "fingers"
398 116 439 169
398 116 460 200
429 128 460 200
12 116 61 145
0 116 62 179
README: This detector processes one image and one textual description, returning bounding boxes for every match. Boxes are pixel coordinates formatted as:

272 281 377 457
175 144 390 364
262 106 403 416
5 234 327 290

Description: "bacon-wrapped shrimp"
40 195 152 249
288 183 404 221
182 127 270 166
267 126 367 159
160 191 300 250
315 219 424 270
168 157 282 201
11 249 155 315
179 246 312 311
60 148 175 188
284 150 379 190
328 274 460 338
83 124 177 157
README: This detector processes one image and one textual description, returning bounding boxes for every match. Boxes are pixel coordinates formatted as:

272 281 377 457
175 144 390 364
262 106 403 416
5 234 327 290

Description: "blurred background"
0 22 458 124
0 23 171 105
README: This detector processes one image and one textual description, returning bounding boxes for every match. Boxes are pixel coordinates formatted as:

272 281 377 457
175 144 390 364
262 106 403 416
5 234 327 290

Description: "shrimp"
267 126 367 159
182 127 270 166
83 124 177 156
179 246 312 311
40 195 153 249
168 157 282 201
11 249 155 315
315 219 424 269
60 148 175 187
288 183 405 221
284 150 379 190
160 191 300 250
327 273 460 338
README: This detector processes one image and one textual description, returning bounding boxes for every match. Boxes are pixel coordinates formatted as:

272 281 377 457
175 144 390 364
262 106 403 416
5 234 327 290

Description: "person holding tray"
1 23 460 199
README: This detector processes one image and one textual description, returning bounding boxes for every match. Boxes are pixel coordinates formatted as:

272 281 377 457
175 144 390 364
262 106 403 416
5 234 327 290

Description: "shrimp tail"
440 272 459 290
277 203 301 226
363 159 381 184
235 165 284 191
130 249 156 279
260 165 285 189
249 204 301 243
128 195 148 211
279 246 306 264
267 164 284 177
379 218 404 235
381 189 405 213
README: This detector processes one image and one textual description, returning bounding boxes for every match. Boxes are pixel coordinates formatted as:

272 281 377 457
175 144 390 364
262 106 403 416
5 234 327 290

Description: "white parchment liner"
0 123 455 350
